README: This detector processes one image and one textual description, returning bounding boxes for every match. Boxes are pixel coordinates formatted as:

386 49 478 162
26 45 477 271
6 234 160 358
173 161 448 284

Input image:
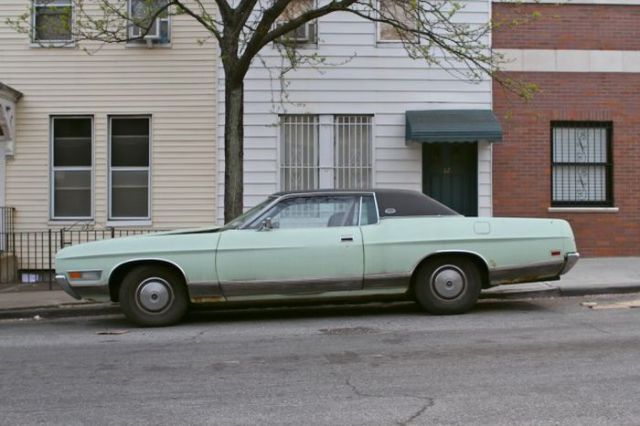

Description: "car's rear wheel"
413 256 481 315
119 265 189 326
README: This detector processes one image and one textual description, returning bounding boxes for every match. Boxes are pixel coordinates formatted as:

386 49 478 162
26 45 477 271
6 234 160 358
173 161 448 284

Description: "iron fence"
0 228 163 289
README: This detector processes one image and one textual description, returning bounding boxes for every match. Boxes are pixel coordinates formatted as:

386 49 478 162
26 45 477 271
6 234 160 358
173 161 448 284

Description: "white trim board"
495 49 640 72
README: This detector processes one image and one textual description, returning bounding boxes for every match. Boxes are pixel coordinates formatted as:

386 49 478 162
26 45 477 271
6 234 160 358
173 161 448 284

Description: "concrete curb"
0 303 119 321
559 285 640 297
482 284 640 300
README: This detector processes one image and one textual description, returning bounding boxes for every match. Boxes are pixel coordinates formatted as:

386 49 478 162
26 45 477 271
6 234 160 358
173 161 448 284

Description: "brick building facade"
492 1 640 256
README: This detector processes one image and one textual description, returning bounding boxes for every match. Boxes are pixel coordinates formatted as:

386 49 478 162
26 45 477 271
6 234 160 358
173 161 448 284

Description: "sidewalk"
1 257 639 319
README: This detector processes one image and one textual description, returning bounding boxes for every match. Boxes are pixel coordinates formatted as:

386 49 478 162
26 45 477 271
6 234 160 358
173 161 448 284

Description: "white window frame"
376 0 418 44
50 115 94 221
108 115 152 221
275 0 318 46
32 0 74 44
127 0 171 45
278 114 375 191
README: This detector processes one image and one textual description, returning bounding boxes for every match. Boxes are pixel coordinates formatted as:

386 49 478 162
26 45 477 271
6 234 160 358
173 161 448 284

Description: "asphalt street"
2 295 640 426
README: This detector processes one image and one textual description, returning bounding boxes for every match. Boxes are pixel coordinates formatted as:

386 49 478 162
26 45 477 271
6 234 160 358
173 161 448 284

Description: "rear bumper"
561 252 580 275
55 274 110 302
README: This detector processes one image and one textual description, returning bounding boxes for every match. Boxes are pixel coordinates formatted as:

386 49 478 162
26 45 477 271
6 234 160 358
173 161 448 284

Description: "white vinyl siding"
50 116 92 219
109 116 151 220
1 0 216 231
217 0 494 219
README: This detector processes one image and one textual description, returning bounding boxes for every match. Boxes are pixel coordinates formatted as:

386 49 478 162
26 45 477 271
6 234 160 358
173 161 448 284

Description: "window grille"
334 115 373 189
551 122 612 207
280 115 319 191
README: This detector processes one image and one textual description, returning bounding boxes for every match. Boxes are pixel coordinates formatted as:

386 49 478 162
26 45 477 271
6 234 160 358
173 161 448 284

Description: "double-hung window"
276 0 317 45
51 117 92 219
377 0 418 43
109 116 151 220
128 0 171 45
551 122 613 207
280 115 373 191
33 0 73 43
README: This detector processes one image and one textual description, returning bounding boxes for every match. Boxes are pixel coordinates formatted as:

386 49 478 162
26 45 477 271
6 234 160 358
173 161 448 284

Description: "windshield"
222 197 276 230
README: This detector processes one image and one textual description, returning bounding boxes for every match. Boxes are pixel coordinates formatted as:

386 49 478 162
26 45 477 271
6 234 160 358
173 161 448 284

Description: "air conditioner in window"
288 21 316 43
130 18 160 40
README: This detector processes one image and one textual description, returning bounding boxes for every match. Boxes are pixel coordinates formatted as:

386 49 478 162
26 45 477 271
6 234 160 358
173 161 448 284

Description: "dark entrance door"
422 143 478 216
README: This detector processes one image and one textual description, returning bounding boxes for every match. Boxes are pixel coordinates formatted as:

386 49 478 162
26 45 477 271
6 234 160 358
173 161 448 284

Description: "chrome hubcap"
136 278 172 313
431 265 466 300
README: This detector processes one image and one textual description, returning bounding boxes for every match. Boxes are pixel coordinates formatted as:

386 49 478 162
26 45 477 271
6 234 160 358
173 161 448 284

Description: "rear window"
376 190 459 217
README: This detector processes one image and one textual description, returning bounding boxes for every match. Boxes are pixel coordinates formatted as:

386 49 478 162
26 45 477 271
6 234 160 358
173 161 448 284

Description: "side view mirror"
258 217 273 232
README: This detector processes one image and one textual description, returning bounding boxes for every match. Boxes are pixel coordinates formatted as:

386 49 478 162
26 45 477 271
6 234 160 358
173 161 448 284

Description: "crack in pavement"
345 377 435 426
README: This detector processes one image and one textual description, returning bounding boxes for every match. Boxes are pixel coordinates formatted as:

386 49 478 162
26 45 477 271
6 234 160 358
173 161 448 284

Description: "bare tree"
9 0 520 222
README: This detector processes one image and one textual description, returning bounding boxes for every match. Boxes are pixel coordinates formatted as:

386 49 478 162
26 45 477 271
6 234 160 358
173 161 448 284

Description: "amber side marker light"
68 271 101 281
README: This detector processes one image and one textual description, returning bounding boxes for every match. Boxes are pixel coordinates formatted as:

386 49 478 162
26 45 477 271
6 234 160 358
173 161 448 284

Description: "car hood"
56 226 223 261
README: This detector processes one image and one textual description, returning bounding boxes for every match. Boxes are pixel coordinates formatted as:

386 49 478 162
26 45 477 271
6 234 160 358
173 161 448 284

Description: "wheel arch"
108 258 189 302
410 251 491 291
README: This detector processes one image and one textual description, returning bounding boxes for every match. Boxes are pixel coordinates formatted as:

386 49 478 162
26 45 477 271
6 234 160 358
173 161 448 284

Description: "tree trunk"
224 81 245 223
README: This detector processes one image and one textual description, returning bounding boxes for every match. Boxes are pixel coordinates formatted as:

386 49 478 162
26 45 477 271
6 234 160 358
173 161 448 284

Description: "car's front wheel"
413 256 481 315
119 265 189 326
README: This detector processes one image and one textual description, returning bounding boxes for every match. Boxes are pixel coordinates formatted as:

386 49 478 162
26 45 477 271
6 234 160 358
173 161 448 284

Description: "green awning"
405 109 502 143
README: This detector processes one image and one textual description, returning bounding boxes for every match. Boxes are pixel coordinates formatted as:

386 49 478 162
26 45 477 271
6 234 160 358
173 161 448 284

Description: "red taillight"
551 250 561 257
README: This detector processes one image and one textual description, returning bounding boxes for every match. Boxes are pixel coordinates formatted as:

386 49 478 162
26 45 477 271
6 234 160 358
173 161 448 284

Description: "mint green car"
55 189 579 326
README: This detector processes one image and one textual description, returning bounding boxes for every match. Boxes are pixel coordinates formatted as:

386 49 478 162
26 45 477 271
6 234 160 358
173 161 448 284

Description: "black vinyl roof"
274 189 459 217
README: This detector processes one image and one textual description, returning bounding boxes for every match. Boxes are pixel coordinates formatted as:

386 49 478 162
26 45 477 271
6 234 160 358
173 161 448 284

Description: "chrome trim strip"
561 252 580 275
107 257 190 286
242 191 377 230
371 193 381 225
411 250 491 277
56 274 110 301
55 274 81 300
221 277 362 298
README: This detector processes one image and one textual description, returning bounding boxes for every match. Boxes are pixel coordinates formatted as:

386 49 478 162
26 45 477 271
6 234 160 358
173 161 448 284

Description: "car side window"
252 196 359 230
359 195 379 225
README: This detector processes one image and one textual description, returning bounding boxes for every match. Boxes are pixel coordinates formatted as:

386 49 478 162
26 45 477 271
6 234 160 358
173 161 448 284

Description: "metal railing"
0 207 15 250
0 228 163 289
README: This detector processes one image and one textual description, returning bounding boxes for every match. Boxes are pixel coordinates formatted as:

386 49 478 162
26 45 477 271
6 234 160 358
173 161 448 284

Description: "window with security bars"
551 122 612 207
334 115 373 189
280 115 319 191
280 114 373 192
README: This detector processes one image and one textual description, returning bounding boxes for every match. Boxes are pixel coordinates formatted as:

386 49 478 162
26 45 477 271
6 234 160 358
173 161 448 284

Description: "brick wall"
493 3 640 50
493 73 640 256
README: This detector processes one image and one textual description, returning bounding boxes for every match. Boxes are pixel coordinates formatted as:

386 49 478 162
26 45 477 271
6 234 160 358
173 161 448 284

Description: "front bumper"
561 252 580 275
55 274 110 302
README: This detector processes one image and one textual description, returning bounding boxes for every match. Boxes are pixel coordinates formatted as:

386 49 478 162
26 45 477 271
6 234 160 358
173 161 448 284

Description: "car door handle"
340 235 354 242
